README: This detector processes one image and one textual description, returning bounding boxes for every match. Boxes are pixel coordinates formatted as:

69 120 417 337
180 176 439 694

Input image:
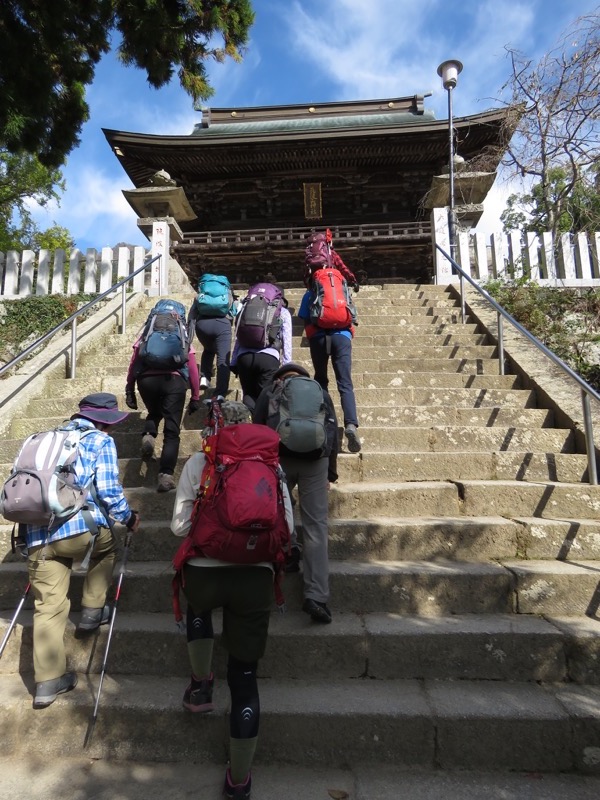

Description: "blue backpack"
196 274 232 318
138 299 190 372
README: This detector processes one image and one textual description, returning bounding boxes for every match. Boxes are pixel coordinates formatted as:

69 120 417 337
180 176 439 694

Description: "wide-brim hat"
273 362 310 381
73 392 129 426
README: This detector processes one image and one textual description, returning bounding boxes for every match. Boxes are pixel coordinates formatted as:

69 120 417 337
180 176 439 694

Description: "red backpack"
309 267 358 330
172 423 291 623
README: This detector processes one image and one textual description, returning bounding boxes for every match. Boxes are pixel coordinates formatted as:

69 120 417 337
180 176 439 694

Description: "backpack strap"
70 426 115 571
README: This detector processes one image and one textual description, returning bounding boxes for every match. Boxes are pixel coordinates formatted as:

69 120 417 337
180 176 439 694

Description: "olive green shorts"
182 564 274 663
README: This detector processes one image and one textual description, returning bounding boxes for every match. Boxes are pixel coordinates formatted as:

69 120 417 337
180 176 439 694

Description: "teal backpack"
196 274 232 318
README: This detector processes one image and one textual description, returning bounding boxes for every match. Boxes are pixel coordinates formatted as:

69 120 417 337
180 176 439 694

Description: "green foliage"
0 294 94 366
485 279 600 391
0 1 255 168
0 147 69 251
31 225 76 252
501 166 600 236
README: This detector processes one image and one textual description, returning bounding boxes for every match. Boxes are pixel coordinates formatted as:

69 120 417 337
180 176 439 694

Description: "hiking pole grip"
0 582 31 659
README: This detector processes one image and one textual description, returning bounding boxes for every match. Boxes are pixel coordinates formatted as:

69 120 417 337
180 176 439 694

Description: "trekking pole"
0 582 31 659
84 531 133 749
209 395 224 434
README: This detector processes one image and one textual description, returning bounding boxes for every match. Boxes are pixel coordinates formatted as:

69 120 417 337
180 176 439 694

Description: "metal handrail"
436 243 600 485
0 254 160 381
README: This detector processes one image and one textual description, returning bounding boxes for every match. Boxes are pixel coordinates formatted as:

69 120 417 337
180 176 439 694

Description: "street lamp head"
437 59 463 89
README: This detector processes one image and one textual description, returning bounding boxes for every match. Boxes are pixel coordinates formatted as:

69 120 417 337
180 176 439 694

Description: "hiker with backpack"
253 362 339 624
300 233 362 454
0 393 141 709
170 400 293 800
125 298 201 493
188 272 239 400
303 229 360 290
230 282 292 411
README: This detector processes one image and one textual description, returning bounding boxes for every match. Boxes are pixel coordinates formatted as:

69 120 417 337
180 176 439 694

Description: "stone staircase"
1 283 600 774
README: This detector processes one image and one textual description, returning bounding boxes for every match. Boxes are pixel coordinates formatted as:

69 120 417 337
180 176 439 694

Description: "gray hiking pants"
279 455 330 604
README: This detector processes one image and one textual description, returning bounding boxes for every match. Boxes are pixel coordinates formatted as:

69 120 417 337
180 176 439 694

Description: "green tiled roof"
191 110 437 137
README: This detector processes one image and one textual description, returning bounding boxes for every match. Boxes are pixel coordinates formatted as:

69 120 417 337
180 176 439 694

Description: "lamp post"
437 59 463 265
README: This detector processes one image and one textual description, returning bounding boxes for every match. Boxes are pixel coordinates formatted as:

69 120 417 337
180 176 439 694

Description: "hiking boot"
223 769 252 799
284 545 301 573
344 424 362 453
33 672 78 709
302 598 332 624
141 433 155 459
182 672 214 713
76 604 112 636
157 472 176 492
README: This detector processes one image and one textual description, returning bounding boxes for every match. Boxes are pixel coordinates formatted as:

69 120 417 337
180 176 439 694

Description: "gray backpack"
0 424 98 527
267 376 327 455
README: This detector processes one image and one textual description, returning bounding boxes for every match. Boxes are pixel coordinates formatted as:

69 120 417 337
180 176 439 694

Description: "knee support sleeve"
186 605 214 642
227 656 259 739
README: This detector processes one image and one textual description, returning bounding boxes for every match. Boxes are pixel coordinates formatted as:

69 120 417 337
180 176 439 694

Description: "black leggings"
186 606 259 739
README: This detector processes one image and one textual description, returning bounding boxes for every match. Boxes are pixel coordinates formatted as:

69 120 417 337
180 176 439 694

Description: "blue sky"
29 0 598 251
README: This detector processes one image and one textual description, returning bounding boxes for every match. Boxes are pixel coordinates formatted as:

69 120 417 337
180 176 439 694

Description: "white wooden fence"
0 245 151 298
3 222 600 298
432 208 600 287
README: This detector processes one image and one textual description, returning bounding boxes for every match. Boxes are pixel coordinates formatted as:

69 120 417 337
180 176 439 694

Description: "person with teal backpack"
188 273 239 400
125 299 201 493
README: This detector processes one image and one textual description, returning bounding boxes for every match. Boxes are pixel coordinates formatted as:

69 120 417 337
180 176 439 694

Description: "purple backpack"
235 283 284 350
305 233 332 272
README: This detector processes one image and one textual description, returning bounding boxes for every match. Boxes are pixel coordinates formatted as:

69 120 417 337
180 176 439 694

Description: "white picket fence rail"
3 223 600 298
432 209 600 287
0 245 151 298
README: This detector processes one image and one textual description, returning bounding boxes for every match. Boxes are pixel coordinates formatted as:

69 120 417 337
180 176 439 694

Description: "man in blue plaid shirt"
24 392 140 709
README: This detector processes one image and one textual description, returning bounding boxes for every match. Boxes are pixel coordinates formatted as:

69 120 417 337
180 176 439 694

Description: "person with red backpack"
124 298 201 493
299 234 362 454
303 229 359 289
170 400 293 800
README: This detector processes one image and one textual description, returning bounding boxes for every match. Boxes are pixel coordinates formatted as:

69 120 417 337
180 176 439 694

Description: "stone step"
0 558 515 615
40 372 522 399
3 557 600 616
2 448 590 502
3 423 572 464
7 405 556 441
2 673 599 772
352 450 590 483
0 558 600 617
101 328 491 350
330 480 600 520
18 386 538 420
4 478 596 530
5 513 599 566
89 333 494 362
3 610 599 685
4 760 600 800
70 356 506 380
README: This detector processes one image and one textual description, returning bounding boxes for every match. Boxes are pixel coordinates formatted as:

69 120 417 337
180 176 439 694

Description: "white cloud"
28 166 147 249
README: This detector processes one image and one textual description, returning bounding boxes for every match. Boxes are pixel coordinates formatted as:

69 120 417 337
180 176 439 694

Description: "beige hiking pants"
27 527 116 682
